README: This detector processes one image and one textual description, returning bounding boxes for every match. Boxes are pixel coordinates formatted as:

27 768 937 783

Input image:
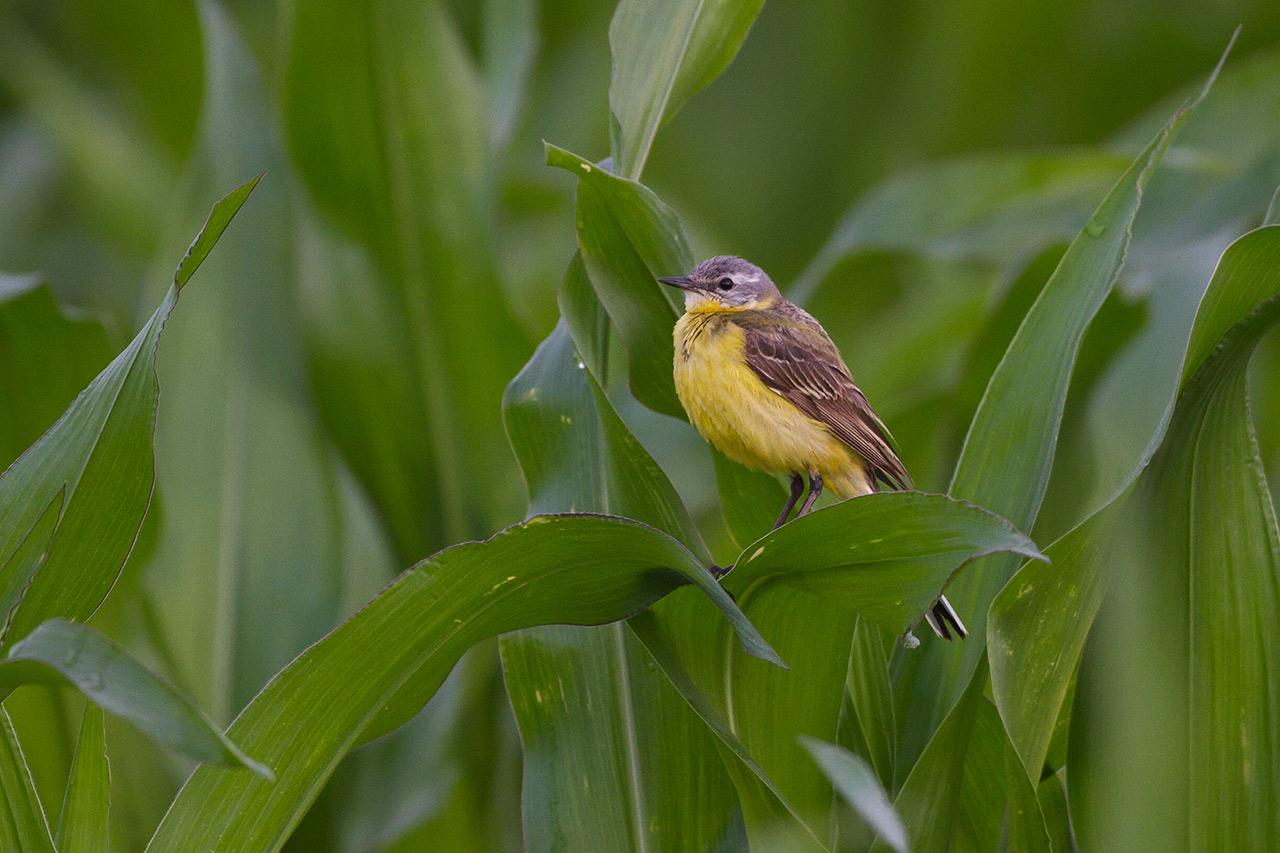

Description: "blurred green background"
2 0 1278 848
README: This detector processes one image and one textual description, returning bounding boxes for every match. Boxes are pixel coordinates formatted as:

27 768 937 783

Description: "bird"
659 255 967 640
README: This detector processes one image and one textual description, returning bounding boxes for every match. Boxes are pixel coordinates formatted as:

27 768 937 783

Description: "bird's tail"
923 595 967 640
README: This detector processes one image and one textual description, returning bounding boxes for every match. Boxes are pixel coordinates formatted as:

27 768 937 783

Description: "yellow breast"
673 311 867 495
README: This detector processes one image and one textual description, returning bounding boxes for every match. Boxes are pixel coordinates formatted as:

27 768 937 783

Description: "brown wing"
739 311 911 490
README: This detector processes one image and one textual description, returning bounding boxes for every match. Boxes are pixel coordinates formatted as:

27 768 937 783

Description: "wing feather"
738 309 911 490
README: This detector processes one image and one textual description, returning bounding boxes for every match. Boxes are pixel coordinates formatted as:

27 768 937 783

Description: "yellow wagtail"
659 256 966 640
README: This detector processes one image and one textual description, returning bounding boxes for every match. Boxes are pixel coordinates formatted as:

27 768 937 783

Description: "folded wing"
739 311 911 490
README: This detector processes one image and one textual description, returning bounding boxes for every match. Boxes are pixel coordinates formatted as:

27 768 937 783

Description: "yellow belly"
673 314 871 498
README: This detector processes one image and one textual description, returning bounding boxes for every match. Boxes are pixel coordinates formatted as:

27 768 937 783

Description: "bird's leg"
773 473 805 529
797 472 823 517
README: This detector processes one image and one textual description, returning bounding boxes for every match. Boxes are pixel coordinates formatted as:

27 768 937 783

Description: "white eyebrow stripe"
737 272 761 283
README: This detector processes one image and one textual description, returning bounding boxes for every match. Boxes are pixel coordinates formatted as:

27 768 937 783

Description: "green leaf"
0 175 259 647
139 0 365 727
503 322 707 553
501 320 750 850
545 153 788 542
0 706 54 853
846 619 896 789
792 151 1131 302
546 143 691 418
889 661 1048 852
284 0 530 553
482 0 537 150
1080 290 1280 846
503 624 747 851
1075 42 1280 517
1036 771 1074 853
995 226 1280 848
0 275 112 469
734 494 1042 629
0 16 174 256
892 55 1221 762
990 225 1280 782
640 493 1041 844
147 513 776 851
0 619 269 778
503 318 815 848
608 0 763 179
55 703 109 853
0 492 62 643
801 738 906 853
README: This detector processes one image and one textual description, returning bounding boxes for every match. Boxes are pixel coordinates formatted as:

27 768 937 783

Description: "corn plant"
0 0 1277 851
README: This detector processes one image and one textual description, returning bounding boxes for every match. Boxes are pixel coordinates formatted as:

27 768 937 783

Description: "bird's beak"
658 275 696 291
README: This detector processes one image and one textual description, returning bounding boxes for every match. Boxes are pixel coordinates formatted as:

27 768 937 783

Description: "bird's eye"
717 277 734 291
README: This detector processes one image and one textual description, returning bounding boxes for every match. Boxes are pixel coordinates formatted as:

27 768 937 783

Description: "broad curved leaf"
547 143 690 417
0 619 268 778
147 513 777 851
892 54 1222 763
1077 44 1280 513
990 226 1280 802
1071 291 1280 850
547 144 786 533
641 493 1041 844
0 175 259 647
501 321 745 851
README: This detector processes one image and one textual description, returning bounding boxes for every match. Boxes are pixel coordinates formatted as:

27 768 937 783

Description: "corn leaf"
889 660 1048 852
891 55 1222 762
146 513 777 851
0 275 111 469
501 321 749 850
792 151 1131 302
138 0 367 726
0 175 258 647
991 225 1280 778
1072 46 1280 513
1075 291 1280 849
846 620 897 790
608 0 763 179
483 0 537 151
283 0 530 554
802 738 907 853
0 619 269 777
546 143 689 417
54 703 109 853
639 494 1042 844
547 143 786 533
0 706 53 853
991 227 1280 848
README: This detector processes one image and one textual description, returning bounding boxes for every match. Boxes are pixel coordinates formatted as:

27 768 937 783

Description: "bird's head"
659 256 782 312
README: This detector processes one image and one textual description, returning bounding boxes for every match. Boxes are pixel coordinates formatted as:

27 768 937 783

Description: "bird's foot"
708 563 734 579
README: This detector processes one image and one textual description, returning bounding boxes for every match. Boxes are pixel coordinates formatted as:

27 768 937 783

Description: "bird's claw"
708 563 733 579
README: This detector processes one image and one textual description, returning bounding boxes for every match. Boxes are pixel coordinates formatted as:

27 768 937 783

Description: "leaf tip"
544 140 574 169
743 635 787 670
